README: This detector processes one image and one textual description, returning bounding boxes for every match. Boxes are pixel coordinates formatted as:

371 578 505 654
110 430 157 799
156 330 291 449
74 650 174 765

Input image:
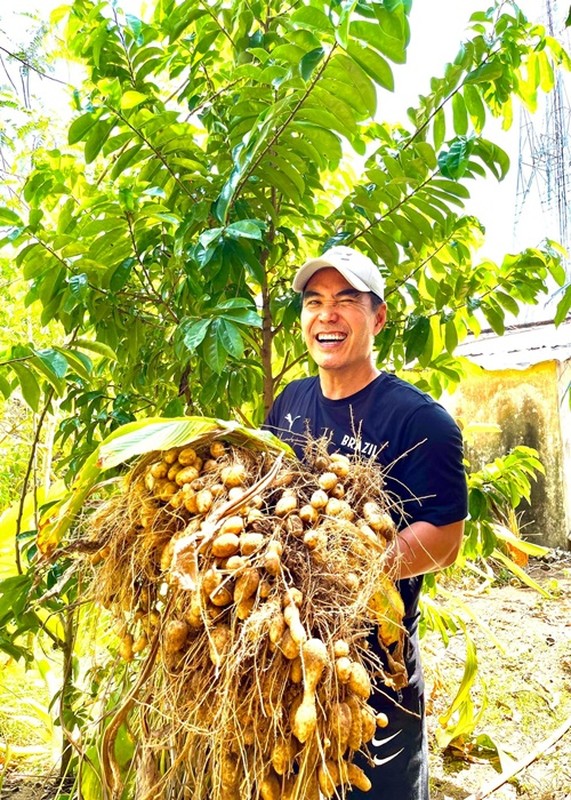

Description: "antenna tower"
514 0 571 281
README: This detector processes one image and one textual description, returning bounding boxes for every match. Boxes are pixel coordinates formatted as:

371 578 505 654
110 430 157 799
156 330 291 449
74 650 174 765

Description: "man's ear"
373 303 387 335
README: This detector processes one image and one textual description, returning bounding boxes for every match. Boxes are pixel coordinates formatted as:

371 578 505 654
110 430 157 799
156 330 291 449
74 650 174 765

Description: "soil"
1 555 570 800
426 552 571 800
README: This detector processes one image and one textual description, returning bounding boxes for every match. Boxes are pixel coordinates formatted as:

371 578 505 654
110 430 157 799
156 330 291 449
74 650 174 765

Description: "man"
265 245 468 799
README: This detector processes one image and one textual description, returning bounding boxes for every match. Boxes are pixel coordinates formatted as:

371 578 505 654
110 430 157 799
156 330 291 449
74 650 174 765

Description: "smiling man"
265 245 468 800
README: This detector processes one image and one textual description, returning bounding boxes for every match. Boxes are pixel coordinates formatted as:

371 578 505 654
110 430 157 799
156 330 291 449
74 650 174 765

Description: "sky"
1 0 568 267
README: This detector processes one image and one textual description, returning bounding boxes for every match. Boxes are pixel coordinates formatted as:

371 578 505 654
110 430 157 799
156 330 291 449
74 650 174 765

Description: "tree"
0 0 569 785
1 0 569 457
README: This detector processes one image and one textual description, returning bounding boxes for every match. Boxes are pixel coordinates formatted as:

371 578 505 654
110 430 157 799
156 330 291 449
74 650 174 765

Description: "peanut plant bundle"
74 431 407 800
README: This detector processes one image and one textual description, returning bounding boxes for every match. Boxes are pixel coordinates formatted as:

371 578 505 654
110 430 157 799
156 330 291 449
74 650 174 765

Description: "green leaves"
300 47 326 81
7 0 569 478
68 112 99 145
465 61 504 85
404 316 430 363
0 341 117 412
176 298 262 374
120 90 149 110
464 444 546 567
554 284 571 326
225 220 265 240
438 136 475 179
0 207 23 226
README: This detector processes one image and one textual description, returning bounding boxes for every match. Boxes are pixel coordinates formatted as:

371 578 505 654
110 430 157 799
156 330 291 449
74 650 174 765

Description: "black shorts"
349 685 429 800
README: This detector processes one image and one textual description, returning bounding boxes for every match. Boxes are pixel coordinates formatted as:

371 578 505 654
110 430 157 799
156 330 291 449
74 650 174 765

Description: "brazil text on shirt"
339 433 381 459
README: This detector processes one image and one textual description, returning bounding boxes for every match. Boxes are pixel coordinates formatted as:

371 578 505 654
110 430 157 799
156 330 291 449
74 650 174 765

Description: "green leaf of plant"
472 139 510 181
468 487 486 520
482 304 505 335
0 207 23 226
11 363 41 412
351 13 406 64
300 47 325 81
433 107 445 151
225 220 265 240
464 61 504 84
56 347 93 381
492 523 549 558
436 633 480 747
218 318 245 359
110 143 145 179
34 348 68 380
214 134 269 224
199 227 224 249
323 53 377 117
84 119 115 164
68 273 89 303
0 575 34 617
204 323 227 374
335 0 357 48
346 42 394 91
73 339 118 361
445 319 459 353
202 299 256 328
463 84 486 131
291 6 332 33
167 2 209 42
181 318 211 352
491 548 552 598
495 290 519 316
109 257 135 292
554 284 571 325
68 112 99 145
438 136 474 179
452 91 468 135
0 373 12 400
404 316 430 363
120 90 149 110
259 164 302 203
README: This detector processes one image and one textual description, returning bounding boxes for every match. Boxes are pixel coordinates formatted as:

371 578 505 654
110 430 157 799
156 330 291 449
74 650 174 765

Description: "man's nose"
318 302 339 320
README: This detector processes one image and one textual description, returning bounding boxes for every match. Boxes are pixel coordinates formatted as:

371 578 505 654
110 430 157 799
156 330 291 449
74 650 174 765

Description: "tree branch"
231 43 338 209
108 106 198 201
125 213 180 324
15 388 54 574
0 46 69 87
196 0 237 48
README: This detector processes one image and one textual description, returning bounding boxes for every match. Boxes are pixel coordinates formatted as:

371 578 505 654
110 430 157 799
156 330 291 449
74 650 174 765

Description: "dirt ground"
426 552 571 800
2 555 570 800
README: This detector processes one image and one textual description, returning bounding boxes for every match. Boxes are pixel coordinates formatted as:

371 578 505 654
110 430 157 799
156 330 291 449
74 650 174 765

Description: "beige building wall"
558 359 571 547
445 360 570 549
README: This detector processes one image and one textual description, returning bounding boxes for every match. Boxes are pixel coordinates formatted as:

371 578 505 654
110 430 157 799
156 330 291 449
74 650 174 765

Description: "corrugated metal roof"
456 317 571 369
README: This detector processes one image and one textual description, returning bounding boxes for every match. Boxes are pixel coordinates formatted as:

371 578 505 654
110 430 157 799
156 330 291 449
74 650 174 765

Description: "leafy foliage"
0 0 568 475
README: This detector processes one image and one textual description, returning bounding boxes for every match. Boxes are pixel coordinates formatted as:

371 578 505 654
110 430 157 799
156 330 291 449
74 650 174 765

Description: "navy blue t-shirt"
265 372 468 689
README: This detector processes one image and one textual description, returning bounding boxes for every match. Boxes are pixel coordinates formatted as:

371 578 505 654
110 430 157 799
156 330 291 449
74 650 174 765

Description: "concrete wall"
444 360 570 550
558 359 571 548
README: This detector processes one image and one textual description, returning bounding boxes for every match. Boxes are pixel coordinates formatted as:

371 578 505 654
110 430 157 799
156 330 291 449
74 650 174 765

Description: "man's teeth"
316 333 346 342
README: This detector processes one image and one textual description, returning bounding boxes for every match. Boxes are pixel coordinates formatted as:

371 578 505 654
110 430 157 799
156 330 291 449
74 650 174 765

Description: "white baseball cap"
293 245 385 299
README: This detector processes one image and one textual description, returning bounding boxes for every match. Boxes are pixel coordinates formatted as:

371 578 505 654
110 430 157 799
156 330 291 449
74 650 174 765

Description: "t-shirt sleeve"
385 403 468 528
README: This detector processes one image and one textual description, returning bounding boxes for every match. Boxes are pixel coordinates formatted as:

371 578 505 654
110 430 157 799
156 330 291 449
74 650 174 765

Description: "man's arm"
384 519 465 580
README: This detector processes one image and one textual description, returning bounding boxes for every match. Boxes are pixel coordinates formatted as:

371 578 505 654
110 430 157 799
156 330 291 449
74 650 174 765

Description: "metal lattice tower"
514 0 571 280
